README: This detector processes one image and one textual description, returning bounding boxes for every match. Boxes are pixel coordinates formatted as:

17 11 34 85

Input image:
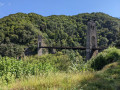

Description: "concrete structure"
86 20 98 61
38 35 42 56
38 35 56 56
38 20 98 59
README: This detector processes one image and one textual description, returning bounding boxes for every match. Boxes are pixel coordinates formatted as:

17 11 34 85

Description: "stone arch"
91 36 95 48
38 35 42 56
91 25 92 29
92 26 94 30
39 42 41 47
90 25 95 30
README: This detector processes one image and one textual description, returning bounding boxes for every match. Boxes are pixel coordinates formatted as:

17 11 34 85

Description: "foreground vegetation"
0 47 120 89
4 72 94 90
79 61 120 90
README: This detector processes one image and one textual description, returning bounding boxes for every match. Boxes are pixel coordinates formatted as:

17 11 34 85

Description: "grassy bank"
3 72 93 90
76 61 120 90
2 60 120 90
0 47 120 89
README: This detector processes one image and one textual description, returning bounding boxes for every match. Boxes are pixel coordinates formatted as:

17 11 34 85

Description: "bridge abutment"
38 35 43 56
86 20 98 61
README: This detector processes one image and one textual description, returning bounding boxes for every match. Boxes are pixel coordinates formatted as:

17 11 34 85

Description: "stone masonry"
86 20 98 61
38 35 42 56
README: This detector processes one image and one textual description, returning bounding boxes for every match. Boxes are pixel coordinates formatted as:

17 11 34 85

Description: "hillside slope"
0 12 120 57
76 61 120 90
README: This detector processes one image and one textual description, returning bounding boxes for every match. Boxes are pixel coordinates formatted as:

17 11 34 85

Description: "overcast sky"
0 0 120 18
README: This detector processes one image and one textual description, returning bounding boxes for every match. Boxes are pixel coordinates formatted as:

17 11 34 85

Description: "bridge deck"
39 46 106 50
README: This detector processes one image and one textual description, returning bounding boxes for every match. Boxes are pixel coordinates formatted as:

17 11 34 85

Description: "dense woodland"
0 12 120 57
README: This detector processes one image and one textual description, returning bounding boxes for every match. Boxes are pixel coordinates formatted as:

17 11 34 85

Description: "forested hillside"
0 12 120 57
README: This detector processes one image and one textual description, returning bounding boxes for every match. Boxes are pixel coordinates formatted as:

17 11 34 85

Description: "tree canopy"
0 12 120 57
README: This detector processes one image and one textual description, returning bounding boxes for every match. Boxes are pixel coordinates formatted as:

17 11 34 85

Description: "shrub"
0 51 84 83
90 47 120 70
0 57 54 83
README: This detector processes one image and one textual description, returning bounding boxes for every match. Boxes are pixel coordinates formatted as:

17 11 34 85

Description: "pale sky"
0 0 120 18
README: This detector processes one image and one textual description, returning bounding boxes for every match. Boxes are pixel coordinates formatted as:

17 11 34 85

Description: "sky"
0 0 120 18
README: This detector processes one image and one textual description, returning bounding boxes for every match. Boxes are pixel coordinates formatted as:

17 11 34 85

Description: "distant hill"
0 12 120 57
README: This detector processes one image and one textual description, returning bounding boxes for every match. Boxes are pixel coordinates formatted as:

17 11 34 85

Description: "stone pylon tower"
86 20 98 61
38 35 42 56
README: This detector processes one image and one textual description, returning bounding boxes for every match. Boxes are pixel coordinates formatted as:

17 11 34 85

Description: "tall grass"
5 72 94 90
0 51 85 84
0 47 120 89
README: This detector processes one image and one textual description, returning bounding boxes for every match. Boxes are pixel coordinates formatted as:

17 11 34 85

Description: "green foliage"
89 47 120 70
0 57 54 83
25 51 84 71
77 61 120 90
0 44 24 57
0 48 120 89
0 12 120 57
0 51 84 84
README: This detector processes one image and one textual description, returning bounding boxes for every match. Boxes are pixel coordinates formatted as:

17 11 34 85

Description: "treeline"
0 12 120 57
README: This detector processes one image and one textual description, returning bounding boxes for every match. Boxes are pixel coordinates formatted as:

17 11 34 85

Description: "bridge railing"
39 46 107 50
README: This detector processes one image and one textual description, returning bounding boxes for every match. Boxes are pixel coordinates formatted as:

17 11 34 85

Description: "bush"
90 47 120 70
0 51 84 83
0 57 54 83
